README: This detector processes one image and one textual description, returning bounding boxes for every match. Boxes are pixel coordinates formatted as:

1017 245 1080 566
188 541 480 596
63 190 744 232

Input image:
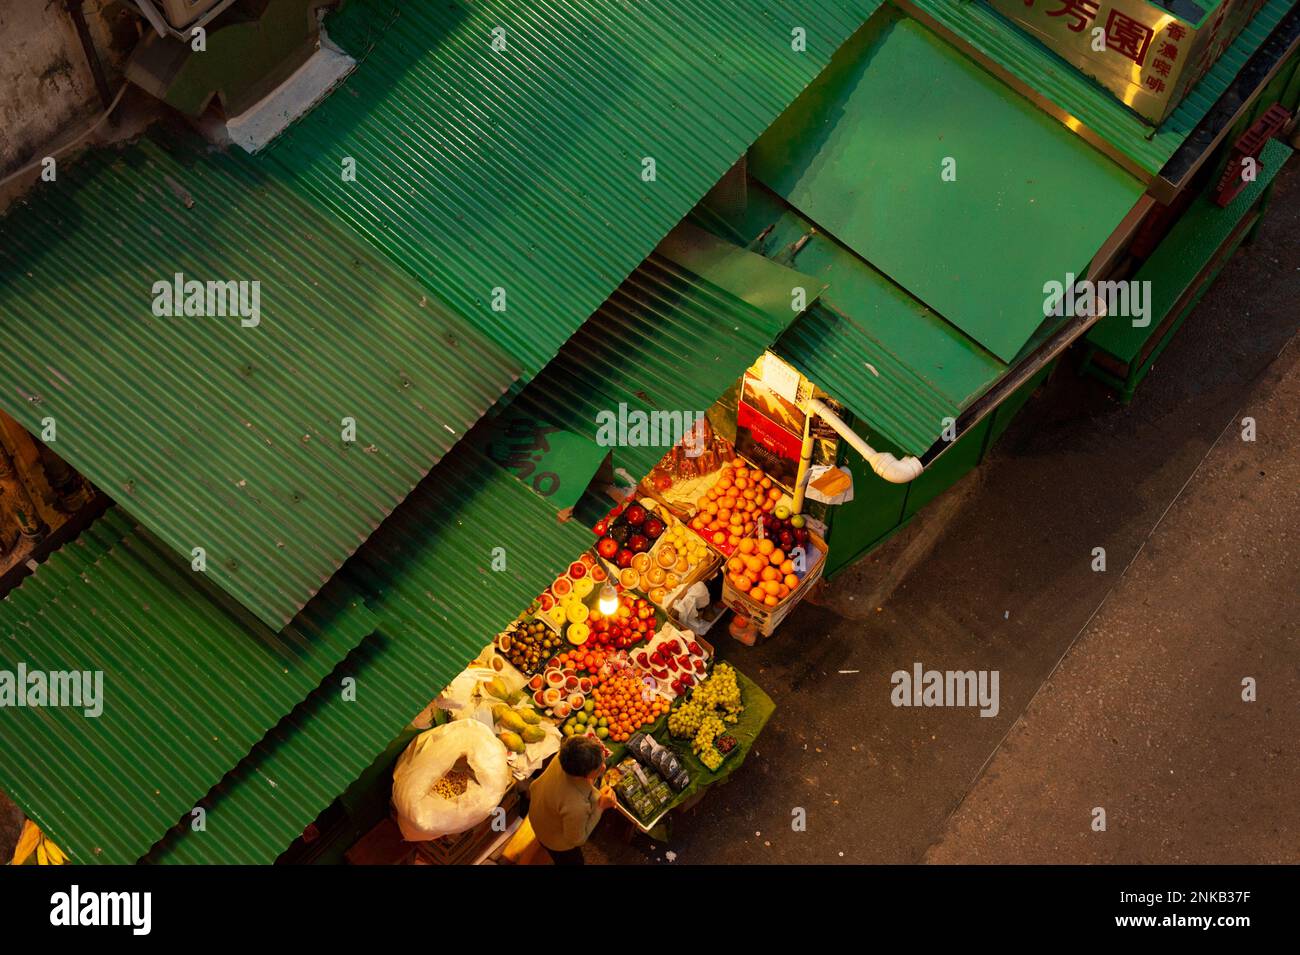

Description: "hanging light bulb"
598 582 619 615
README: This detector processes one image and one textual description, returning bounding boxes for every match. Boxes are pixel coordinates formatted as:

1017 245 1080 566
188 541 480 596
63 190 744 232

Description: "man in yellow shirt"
527 736 616 865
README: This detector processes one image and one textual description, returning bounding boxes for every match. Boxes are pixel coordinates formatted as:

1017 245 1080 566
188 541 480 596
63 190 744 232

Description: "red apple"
597 537 618 559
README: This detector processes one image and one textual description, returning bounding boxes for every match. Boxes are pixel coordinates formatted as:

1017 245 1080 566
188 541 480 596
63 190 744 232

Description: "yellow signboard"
986 0 1268 123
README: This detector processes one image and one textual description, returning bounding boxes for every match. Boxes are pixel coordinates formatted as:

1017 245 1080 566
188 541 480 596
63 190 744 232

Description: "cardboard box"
720 531 827 637
986 0 1268 124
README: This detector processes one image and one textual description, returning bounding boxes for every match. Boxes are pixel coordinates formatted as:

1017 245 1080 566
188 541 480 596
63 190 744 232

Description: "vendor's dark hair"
558 736 603 776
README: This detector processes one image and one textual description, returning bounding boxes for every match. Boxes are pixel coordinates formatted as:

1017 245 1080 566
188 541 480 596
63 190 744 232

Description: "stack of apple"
759 503 813 555
630 631 709 698
586 591 656 649
593 501 667 571
688 459 784 555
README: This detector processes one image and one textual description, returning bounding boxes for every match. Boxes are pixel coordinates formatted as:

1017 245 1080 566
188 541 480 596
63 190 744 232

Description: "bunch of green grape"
668 697 705 738
695 663 742 722
692 713 726 755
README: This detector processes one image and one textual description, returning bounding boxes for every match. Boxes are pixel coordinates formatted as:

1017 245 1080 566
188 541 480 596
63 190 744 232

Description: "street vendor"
527 736 616 865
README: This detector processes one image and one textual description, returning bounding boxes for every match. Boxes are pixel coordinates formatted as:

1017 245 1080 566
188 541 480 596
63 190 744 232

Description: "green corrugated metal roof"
694 183 1006 456
0 510 376 864
147 446 594 864
0 131 520 630
486 224 824 492
258 0 885 376
1087 138 1293 360
750 9 1145 364
901 0 1295 177
0 0 885 630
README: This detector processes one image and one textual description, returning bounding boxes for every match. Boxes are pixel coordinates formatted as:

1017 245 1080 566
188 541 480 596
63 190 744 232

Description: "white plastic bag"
392 719 511 841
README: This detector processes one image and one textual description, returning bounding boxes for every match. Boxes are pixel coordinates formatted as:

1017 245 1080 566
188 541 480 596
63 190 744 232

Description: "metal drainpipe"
0 444 47 542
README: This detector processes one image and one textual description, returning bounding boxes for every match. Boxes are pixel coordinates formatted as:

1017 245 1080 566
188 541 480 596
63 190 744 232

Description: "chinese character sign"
985 0 1264 123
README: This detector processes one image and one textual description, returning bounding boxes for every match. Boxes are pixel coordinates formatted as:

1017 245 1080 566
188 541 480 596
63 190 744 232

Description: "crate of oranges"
687 458 787 556
721 530 827 636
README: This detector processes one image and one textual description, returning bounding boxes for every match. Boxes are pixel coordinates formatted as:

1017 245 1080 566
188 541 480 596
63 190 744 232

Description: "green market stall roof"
146 446 594 864
692 186 1006 457
749 9 1145 365
481 223 825 506
263 0 885 376
0 0 885 629
0 132 521 630
0 509 376 864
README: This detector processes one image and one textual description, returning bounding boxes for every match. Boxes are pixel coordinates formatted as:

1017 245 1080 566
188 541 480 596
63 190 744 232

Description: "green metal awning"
900 0 1296 178
0 510 376 864
749 9 1145 364
147 446 594 864
692 180 1007 457
483 223 825 500
0 132 521 630
262 0 885 377
0 0 886 630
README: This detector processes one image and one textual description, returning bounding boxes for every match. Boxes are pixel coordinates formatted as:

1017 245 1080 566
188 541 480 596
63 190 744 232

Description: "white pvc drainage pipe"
806 398 925 484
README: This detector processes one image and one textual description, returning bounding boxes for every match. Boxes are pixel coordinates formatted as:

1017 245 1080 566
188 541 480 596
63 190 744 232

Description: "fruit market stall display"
720 520 827 637
687 458 788 556
593 500 665 574
603 663 775 835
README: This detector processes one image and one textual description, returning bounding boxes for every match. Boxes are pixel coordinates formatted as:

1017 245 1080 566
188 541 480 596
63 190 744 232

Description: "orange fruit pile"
592 669 669 742
689 459 783 555
726 537 802 608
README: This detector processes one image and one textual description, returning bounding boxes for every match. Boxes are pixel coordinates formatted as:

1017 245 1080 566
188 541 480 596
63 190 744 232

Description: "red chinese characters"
1047 0 1100 32
1105 10 1154 66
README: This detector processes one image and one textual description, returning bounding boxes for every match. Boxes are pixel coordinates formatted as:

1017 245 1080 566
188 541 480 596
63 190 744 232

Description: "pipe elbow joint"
872 453 924 483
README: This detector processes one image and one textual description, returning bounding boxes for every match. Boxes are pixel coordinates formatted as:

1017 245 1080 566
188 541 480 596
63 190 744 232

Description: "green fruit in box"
498 731 526 754
521 725 546 744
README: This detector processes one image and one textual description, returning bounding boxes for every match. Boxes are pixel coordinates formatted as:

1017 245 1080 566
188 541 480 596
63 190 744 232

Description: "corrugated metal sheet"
487 224 823 491
259 0 885 376
0 131 521 629
0 510 376 864
750 10 1145 364
147 446 594 864
903 0 1294 176
694 184 1006 456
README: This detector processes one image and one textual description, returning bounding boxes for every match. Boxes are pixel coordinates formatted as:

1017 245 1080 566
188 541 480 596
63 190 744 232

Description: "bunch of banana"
10 820 67 865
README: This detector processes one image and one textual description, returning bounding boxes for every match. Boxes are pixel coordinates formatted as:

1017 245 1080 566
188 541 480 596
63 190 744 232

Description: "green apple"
774 504 791 521
790 514 806 529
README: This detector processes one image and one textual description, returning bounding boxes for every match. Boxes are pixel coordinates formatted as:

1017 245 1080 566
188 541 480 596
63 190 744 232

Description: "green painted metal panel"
486 227 823 495
694 179 1007 456
1087 139 1292 361
824 428 910 578
902 414 991 520
0 512 376 864
751 10 1145 364
986 361 1055 448
0 132 521 630
147 446 594 864
905 0 1295 176
255 0 885 377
